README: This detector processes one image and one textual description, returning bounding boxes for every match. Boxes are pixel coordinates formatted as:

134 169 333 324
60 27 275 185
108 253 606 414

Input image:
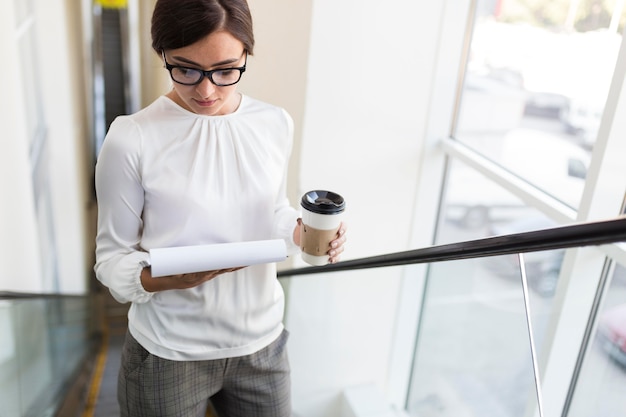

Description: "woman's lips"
195 98 217 107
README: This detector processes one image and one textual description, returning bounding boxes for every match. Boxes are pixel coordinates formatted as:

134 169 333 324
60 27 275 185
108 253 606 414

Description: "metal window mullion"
440 137 578 224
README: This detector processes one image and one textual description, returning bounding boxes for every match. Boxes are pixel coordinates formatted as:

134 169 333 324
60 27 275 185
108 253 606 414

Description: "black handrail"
278 216 626 277
0 291 89 299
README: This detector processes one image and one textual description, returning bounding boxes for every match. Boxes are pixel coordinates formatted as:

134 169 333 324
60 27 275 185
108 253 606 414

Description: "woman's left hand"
293 219 348 264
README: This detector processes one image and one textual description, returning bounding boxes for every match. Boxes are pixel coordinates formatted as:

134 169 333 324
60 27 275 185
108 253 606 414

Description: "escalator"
2 216 625 416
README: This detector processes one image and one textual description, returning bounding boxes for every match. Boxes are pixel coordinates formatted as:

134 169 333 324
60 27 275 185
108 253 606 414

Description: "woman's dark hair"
151 0 254 55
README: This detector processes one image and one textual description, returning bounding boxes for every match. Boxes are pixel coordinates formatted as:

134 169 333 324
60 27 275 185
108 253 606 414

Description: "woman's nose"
195 76 216 97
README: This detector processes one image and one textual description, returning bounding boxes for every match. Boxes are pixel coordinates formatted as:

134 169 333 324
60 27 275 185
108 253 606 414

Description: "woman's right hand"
140 266 244 292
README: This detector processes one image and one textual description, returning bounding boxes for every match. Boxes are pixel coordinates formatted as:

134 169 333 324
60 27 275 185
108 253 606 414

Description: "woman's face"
163 31 246 116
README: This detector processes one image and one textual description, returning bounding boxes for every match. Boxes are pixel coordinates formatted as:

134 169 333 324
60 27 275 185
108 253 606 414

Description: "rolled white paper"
149 239 287 277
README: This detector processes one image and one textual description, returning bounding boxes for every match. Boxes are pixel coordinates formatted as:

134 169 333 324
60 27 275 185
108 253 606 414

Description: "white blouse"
94 95 300 360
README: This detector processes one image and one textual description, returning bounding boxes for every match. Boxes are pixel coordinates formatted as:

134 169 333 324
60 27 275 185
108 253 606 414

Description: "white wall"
282 1 451 415
243 0 313 227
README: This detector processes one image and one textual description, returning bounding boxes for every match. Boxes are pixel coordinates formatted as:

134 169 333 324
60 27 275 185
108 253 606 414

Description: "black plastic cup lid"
301 190 345 214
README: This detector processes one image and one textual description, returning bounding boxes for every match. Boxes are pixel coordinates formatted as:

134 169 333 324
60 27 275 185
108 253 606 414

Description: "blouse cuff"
99 251 154 304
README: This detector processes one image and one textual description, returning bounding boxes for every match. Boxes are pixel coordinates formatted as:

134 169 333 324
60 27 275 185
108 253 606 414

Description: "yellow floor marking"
81 326 110 417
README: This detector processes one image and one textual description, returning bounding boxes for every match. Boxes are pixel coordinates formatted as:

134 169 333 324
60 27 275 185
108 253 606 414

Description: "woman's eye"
181 68 201 77
172 67 200 79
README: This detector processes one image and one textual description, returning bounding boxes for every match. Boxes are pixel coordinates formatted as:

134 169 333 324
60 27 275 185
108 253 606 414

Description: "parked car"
597 303 626 368
444 130 590 228
560 94 604 148
525 91 569 119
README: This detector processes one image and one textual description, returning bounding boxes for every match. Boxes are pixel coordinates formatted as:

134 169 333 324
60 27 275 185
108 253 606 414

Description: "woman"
94 0 346 415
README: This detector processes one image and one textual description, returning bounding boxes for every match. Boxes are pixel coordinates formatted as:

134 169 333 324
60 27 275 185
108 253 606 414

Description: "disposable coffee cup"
300 190 346 266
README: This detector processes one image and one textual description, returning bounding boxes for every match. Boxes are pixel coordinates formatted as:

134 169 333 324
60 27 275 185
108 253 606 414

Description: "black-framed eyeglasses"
162 51 247 86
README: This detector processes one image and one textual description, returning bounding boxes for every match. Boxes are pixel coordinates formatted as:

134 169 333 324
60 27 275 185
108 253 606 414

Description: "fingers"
329 223 348 264
173 267 245 289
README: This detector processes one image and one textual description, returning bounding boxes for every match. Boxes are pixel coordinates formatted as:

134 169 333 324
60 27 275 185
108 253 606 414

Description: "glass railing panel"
17 298 57 416
0 295 94 417
0 299 21 417
566 262 626 416
42 296 94 414
405 254 550 416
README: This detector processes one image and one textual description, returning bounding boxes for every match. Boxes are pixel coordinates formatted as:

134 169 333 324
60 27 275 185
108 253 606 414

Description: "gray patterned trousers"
118 329 292 417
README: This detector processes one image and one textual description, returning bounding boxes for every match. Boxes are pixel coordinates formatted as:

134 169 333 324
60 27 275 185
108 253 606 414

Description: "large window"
406 0 626 415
